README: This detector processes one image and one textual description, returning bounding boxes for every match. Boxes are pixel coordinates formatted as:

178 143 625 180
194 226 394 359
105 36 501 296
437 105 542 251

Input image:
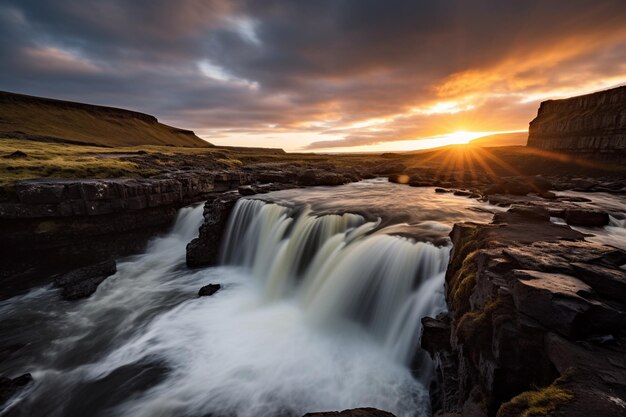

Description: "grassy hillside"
0 91 211 148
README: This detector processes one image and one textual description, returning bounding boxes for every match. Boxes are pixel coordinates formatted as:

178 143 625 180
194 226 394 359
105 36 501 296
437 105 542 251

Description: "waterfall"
221 198 449 370
609 214 626 228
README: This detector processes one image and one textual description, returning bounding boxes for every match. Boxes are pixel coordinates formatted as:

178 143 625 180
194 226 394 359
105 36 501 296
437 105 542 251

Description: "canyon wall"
527 85 626 162
421 206 626 417
0 171 245 298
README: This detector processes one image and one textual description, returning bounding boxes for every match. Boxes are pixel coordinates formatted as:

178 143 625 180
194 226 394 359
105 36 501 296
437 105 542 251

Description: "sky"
1 0 625 152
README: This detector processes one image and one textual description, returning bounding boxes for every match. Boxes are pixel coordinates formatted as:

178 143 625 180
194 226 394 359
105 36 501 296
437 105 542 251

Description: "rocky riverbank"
0 166 365 299
421 205 626 417
0 171 245 299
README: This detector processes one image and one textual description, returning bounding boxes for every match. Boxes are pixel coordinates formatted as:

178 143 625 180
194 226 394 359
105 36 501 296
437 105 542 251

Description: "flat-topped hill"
527 85 626 161
0 91 211 148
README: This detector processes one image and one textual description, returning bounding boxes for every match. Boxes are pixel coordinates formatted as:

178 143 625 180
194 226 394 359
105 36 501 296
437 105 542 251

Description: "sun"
444 130 486 145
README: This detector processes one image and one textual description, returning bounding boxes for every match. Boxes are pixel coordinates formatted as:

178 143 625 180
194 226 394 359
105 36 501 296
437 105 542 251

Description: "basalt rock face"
186 194 241 268
527 85 626 162
422 205 626 417
0 172 245 299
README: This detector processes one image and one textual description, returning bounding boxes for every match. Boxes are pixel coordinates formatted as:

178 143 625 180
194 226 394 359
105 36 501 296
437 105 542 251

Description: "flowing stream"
1 180 504 417
552 191 626 250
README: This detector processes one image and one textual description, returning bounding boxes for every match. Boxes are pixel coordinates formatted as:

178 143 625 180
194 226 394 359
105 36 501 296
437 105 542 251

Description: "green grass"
0 92 210 148
0 138 159 184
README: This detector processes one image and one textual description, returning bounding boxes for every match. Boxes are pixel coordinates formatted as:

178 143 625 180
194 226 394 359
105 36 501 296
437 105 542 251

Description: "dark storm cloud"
1 0 625 149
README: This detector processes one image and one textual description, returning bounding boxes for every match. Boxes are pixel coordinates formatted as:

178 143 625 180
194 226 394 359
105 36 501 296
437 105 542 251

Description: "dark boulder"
238 185 256 196
453 190 472 197
421 315 452 354
388 174 409 184
563 208 609 227
0 373 33 406
298 170 349 186
54 260 117 300
198 283 221 297
303 408 396 417
374 163 406 176
501 178 534 196
4 150 27 159
186 195 240 268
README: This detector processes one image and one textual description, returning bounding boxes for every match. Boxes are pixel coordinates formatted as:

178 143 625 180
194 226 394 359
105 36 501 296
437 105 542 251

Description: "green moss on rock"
497 385 574 417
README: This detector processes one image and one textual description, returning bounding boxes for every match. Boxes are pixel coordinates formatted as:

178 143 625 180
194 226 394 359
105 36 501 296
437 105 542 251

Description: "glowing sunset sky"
1 0 625 152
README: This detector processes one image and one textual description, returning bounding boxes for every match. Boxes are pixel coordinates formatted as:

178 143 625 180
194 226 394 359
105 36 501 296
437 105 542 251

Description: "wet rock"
303 408 396 417
512 270 624 337
421 315 451 353
238 185 256 196
186 195 240 268
198 283 221 297
571 263 626 302
557 195 592 203
388 174 409 184
0 373 33 406
501 178 534 195
408 180 431 187
426 202 626 416
435 188 451 193
452 190 472 197
540 191 557 199
4 150 27 159
563 208 609 227
374 163 406 175
54 260 117 300
298 170 349 186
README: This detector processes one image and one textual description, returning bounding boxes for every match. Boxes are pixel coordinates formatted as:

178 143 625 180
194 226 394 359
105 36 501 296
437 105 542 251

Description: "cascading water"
609 214 626 228
220 199 449 371
1 180 501 417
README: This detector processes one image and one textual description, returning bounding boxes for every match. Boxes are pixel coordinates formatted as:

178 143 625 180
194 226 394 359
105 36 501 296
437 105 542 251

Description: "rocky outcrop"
0 373 32 408
528 85 626 162
422 205 626 417
198 283 221 297
0 171 244 219
186 194 241 268
0 172 245 299
54 260 117 300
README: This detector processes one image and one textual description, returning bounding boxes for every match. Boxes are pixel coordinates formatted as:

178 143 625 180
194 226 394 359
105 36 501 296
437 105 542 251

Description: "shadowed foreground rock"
422 205 626 417
54 260 117 300
303 408 396 417
198 283 221 297
0 373 33 407
186 194 241 267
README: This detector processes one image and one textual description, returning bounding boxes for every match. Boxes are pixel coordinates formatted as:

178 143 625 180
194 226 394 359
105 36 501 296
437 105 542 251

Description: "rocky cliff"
422 206 626 417
0 171 244 298
527 85 626 162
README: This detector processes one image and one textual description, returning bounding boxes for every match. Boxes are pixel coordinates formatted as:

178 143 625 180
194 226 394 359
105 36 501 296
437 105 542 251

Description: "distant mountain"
0 91 211 148
470 131 527 147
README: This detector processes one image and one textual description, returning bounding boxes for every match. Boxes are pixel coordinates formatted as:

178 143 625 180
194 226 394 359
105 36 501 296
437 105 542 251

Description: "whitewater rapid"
0 180 506 417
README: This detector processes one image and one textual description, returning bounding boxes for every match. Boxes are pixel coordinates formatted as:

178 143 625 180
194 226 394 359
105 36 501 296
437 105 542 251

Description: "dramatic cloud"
1 0 625 151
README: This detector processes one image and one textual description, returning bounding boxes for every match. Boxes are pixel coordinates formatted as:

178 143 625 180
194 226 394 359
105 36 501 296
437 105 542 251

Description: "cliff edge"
527 85 626 162
422 206 626 417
